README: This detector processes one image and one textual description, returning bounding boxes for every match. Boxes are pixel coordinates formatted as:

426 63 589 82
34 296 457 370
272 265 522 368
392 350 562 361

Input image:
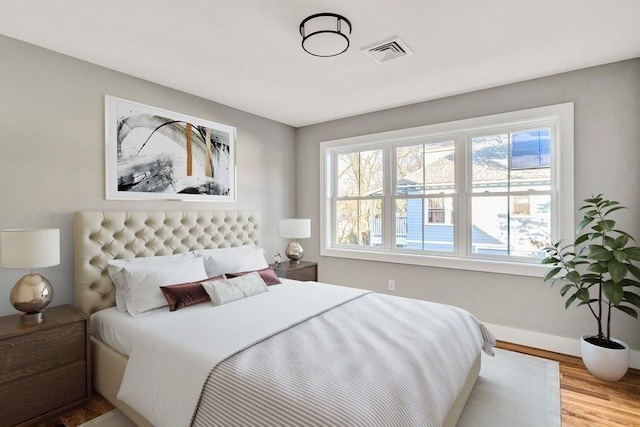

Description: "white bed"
74 210 492 427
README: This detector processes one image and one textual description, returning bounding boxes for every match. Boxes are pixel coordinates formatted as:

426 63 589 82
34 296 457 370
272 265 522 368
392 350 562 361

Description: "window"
512 196 531 216
427 198 446 224
321 103 574 276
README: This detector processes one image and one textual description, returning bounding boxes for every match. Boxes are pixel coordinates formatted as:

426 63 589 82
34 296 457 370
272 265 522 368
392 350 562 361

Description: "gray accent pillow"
201 272 268 306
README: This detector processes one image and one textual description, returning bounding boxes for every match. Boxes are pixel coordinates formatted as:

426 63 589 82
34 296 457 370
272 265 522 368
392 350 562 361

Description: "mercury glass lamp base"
285 240 304 263
10 273 54 323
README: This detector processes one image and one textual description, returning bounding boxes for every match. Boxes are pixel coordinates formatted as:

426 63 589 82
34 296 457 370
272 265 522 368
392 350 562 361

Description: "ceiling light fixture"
299 13 352 57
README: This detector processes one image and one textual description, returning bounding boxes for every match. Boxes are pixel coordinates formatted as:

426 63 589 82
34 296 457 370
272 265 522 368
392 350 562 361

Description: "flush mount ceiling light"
299 13 352 57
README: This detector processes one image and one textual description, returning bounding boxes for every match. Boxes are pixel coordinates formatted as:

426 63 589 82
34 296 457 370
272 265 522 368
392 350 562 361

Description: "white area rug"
458 348 561 426
78 408 136 427
81 348 560 427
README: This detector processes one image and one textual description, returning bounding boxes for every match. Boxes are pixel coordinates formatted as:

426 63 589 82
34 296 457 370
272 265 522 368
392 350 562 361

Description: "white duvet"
116 281 370 427
98 281 494 426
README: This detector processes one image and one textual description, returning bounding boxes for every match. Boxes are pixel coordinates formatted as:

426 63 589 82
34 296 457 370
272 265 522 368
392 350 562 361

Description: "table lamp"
279 219 311 263
1 228 60 323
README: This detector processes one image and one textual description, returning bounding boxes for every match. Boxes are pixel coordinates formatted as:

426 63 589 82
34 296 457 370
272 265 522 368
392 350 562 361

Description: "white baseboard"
485 323 640 370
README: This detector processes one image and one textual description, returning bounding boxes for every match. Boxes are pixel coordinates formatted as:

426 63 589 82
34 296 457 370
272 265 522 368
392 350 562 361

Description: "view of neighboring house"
369 129 551 257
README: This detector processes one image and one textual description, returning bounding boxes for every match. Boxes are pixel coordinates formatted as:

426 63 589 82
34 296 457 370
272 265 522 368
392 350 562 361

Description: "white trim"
485 323 640 370
323 247 548 277
320 103 574 276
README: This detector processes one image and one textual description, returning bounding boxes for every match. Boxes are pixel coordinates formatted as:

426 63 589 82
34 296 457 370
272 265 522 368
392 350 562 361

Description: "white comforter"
117 281 370 426
116 281 494 426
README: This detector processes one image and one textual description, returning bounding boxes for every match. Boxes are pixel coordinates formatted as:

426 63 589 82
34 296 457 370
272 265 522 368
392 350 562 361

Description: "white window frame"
320 103 574 277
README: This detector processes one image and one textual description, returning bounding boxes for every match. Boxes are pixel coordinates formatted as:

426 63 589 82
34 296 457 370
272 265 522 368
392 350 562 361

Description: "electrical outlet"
388 279 395 291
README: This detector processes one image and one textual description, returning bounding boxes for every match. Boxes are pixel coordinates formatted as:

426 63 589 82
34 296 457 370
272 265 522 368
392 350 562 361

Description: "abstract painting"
105 96 236 201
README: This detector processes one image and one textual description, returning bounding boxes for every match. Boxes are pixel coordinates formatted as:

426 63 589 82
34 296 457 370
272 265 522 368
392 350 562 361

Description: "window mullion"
383 144 394 250
457 134 469 256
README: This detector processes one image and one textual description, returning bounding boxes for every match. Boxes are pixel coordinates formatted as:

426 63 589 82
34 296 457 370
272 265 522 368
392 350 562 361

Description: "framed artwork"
105 96 236 202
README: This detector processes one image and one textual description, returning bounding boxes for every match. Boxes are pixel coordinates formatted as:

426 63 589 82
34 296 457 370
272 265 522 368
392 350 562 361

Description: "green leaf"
583 195 602 204
576 217 594 233
565 293 578 309
603 280 624 305
603 236 617 248
566 271 581 284
620 278 640 287
613 249 627 262
623 291 640 309
609 259 628 283
605 205 626 216
624 247 640 261
544 267 562 281
627 263 640 281
587 245 613 261
586 262 607 274
597 220 615 231
614 230 637 243
575 234 590 245
560 284 573 296
615 305 638 318
614 235 629 248
576 288 590 302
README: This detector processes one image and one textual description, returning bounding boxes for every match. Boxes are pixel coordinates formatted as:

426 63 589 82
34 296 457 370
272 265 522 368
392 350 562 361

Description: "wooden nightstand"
0 304 91 426
270 261 318 281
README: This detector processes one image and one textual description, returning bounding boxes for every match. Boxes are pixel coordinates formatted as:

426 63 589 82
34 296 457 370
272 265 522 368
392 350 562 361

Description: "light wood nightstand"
0 304 91 426
270 261 318 281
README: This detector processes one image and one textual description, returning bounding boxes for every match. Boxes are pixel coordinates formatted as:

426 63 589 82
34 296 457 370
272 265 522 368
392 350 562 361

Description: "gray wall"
296 59 640 350
0 35 296 316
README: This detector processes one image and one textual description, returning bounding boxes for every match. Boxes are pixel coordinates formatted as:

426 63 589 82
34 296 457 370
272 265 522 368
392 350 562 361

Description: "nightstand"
271 261 318 281
0 304 91 426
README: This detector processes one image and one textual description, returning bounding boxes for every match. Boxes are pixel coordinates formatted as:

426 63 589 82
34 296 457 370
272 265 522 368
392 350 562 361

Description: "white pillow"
197 246 268 277
201 272 268 306
120 256 208 317
107 252 196 312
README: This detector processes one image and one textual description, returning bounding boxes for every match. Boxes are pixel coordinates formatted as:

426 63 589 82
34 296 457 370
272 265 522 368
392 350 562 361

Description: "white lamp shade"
1 228 60 269
279 219 311 239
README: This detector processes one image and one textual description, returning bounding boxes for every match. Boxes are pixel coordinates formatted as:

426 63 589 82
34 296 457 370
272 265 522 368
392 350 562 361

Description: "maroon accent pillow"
227 266 281 285
160 275 225 311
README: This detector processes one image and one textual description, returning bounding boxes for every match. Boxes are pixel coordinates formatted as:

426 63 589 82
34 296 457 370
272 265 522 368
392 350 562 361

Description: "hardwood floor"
498 341 640 427
31 393 114 427
34 341 640 426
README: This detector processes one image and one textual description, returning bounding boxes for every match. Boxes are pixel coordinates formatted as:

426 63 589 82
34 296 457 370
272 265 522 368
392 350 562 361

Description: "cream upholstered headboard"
74 211 260 314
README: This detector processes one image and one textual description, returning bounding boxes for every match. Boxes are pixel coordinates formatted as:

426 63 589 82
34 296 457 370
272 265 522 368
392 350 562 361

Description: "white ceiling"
1 1 639 127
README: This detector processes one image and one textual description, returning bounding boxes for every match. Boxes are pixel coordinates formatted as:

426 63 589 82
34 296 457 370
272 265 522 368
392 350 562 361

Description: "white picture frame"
105 96 236 202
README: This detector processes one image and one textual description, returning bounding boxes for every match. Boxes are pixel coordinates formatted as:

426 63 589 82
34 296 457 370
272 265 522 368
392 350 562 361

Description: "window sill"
321 246 548 277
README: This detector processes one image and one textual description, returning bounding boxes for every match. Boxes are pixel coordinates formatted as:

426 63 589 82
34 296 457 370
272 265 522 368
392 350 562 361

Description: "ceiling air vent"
363 37 413 63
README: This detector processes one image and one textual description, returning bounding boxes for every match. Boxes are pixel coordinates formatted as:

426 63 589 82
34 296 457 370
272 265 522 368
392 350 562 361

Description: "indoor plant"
542 194 640 381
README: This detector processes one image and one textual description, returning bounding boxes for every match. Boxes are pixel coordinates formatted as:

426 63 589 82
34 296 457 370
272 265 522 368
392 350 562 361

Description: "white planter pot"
580 334 630 381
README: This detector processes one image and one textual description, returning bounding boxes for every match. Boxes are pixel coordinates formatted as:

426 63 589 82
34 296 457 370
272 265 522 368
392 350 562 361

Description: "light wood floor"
35 341 640 426
498 341 640 427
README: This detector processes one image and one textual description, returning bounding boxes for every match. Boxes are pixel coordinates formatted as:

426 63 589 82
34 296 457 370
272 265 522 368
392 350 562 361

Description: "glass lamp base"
10 273 54 323
285 240 305 263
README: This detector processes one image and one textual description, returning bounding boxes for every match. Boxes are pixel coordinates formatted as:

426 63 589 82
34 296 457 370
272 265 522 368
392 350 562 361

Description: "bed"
74 210 493 427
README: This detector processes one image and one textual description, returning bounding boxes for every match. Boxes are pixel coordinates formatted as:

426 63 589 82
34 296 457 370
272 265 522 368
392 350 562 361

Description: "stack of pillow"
106 245 281 316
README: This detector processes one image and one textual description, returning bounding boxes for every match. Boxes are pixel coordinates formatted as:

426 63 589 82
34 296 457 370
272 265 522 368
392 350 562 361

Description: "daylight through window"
321 104 574 276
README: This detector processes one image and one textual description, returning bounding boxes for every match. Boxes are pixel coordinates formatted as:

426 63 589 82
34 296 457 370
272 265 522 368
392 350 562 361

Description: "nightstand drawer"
0 360 87 426
286 265 317 281
271 261 318 281
0 322 85 383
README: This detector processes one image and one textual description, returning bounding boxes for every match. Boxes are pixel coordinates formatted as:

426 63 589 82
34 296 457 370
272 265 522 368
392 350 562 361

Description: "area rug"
458 347 561 426
80 348 560 427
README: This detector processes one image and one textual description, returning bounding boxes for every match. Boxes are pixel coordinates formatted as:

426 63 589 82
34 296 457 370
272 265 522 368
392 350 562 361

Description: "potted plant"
542 194 640 381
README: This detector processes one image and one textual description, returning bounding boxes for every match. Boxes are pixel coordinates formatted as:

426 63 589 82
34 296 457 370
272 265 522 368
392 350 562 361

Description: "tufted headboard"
74 211 260 314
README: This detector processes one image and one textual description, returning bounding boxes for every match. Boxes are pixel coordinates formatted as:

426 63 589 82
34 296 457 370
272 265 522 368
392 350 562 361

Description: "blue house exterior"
377 129 551 256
